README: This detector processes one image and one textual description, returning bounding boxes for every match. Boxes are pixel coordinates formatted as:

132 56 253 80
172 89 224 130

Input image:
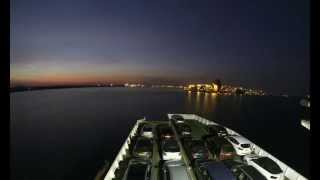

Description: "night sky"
10 0 309 95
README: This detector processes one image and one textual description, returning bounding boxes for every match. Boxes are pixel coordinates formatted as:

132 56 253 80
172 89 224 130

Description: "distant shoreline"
9 85 184 93
10 85 125 93
10 86 304 97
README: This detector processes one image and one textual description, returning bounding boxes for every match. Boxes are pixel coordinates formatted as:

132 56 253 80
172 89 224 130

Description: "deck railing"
103 118 146 180
167 114 308 180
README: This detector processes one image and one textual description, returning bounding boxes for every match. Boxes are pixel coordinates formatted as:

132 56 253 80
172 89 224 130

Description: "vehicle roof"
165 161 191 180
177 123 190 128
142 124 153 129
252 157 283 174
201 161 236 180
126 162 149 179
137 136 152 141
162 138 178 144
244 154 259 159
164 160 185 166
172 114 184 119
228 135 251 144
239 165 267 180
136 137 152 147
209 125 226 131
129 158 151 164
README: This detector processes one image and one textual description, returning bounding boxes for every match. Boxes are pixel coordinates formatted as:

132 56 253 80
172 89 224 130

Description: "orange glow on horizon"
10 73 144 87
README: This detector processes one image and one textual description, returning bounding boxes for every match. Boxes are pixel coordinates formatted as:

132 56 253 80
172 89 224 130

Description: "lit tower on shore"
214 79 222 92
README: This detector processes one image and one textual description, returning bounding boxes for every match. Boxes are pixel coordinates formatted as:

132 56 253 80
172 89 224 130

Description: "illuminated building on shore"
124 83 145 88
185 83 266 96
185 83 219 93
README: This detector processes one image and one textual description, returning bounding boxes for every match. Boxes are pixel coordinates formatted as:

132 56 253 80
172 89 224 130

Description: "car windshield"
209 125 226 132
137 139 152 148
127 163 147 179
240 166 267 180
215 126 226 132
143 126 152 132
253 157 283 174
163 140 180 152
240 144 250 148
228 137 239 145
172 115 184 120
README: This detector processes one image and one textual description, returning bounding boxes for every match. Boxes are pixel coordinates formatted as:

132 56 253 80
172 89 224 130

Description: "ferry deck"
97 114 307 180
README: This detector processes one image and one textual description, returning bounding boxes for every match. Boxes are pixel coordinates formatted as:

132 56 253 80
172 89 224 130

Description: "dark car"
132 137 153 159
194 159 236 180
206 125 228 136
157 124 175 140
203 135 236 161
185 140 209 161
122 158 151 180
171 114 185 124
176 123 192 137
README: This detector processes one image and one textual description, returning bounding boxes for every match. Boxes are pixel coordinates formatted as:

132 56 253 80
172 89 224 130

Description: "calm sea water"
10 88 310 179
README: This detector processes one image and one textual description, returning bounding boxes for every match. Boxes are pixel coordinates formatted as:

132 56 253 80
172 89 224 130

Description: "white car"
243 154 284 180
171 114 185 124
225 135 253 156
141 125 153 138
161 139 181 161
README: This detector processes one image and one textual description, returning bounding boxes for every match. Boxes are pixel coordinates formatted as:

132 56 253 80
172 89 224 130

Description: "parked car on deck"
203 135 237 161
161 160 192 180
194 159 236 180
157 124 175 140
132 137 153 159
225 135 253 156
171 114 185 124
176 123 192 137
243 154 283 180
141 124 154 138
231 164 267 180
122 158 151 180
161 138 181 161
223 160 267 180
185 139 210 161
206 124 228 136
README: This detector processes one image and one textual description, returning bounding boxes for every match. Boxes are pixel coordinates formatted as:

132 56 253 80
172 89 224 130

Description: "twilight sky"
10 0 309 95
